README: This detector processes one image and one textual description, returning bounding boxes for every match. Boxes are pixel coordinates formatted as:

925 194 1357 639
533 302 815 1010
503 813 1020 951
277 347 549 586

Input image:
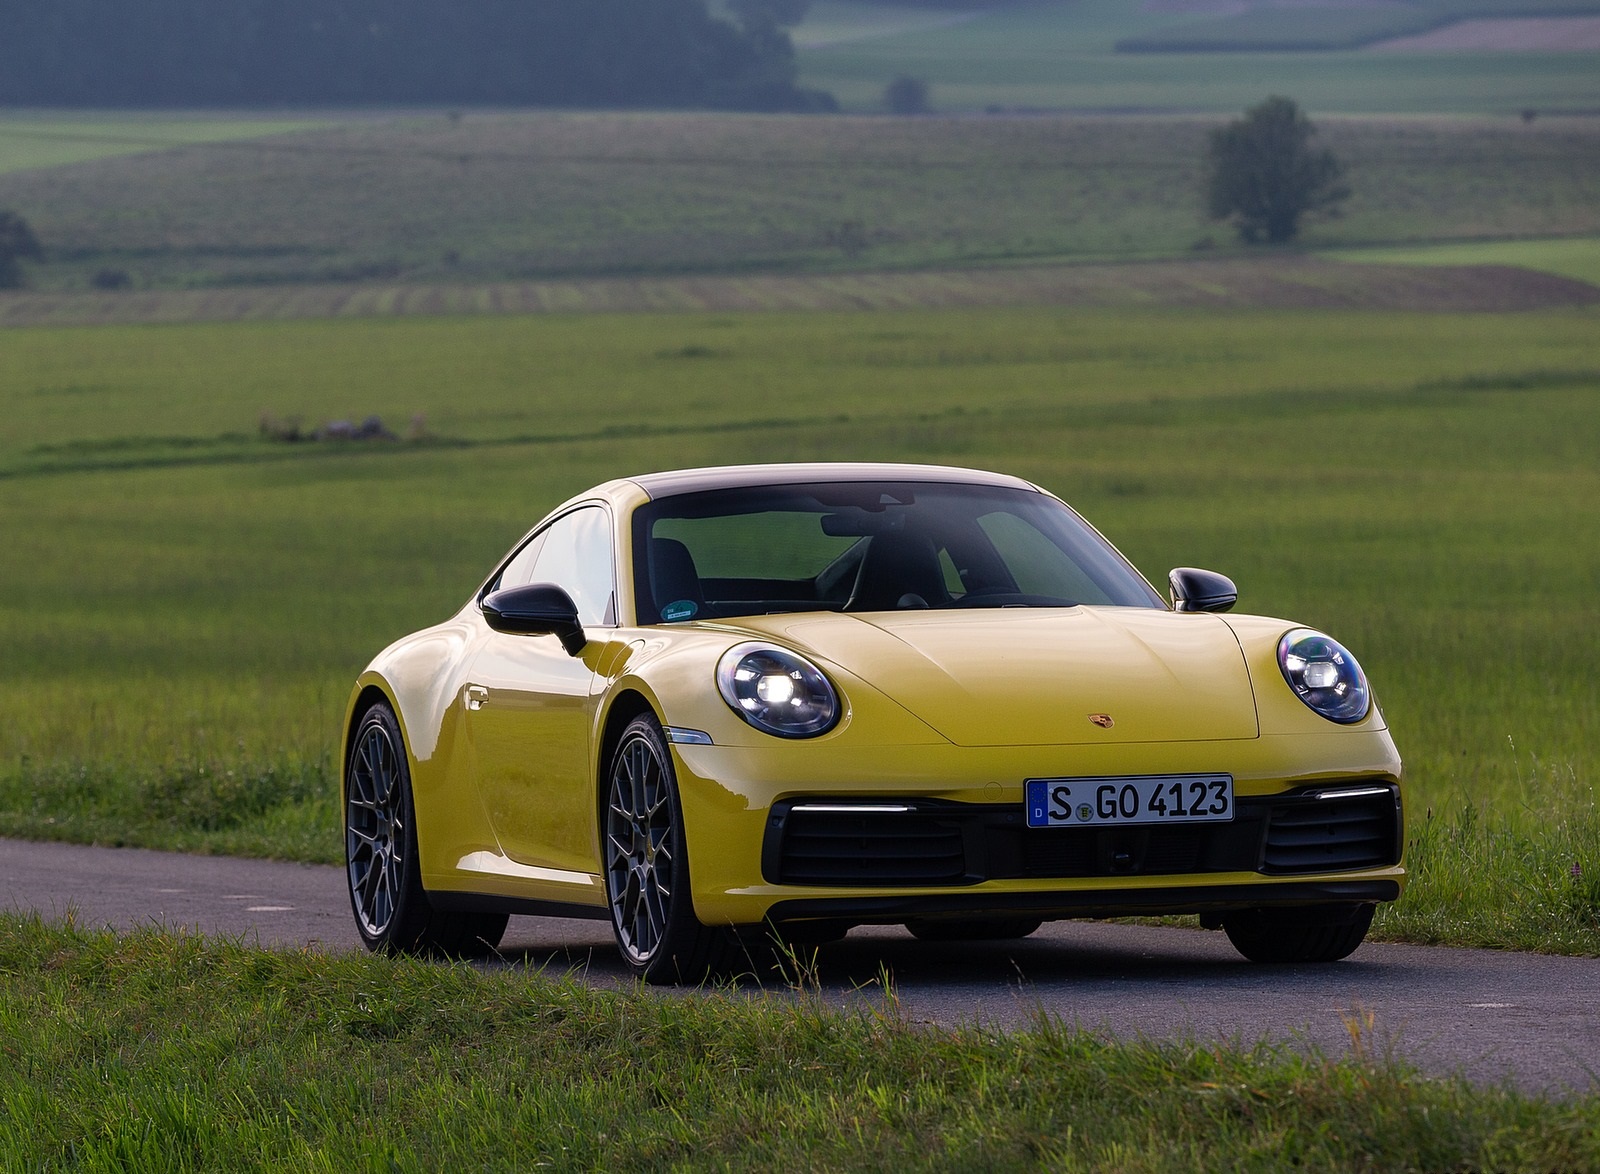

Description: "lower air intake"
768 806 969 886
1261 788 1400 874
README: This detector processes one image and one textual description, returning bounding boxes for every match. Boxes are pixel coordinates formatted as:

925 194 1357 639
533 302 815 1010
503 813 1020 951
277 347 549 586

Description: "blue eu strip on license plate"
1025 775 1234 828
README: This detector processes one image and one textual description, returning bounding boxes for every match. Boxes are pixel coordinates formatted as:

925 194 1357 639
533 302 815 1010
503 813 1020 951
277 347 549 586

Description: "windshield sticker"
662 600 698 622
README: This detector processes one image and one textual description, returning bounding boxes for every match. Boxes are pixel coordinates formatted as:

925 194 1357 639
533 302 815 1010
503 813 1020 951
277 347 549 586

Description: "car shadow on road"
486 918 1410 1001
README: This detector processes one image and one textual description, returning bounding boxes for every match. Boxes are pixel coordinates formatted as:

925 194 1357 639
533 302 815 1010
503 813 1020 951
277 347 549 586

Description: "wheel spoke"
359 853 382 909
628 742 647 818
373 866 390 928
643 877 669 940
606 831 632 866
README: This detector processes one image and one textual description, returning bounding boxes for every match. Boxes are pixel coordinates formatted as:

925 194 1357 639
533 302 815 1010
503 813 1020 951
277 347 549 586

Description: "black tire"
1223 903 1374 964
604 712 733 983
905 916 1043 942
345 702 507 958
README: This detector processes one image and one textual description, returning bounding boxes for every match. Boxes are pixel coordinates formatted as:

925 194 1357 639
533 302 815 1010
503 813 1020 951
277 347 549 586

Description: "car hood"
732 607 1259 747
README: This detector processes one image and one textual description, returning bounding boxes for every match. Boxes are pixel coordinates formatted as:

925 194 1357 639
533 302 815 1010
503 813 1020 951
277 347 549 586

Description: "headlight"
1277 628 1370 724
716 642 840 738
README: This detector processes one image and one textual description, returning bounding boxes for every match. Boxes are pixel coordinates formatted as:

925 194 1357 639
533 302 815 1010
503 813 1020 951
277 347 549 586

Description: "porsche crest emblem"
1088 713 1115 729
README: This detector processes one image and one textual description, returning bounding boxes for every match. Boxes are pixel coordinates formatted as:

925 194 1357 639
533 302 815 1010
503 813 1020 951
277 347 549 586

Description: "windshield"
631 481 1163 624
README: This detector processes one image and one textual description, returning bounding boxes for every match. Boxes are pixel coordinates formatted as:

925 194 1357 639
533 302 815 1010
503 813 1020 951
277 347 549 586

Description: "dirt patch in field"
0 258 1594 329
1370 16 1600 52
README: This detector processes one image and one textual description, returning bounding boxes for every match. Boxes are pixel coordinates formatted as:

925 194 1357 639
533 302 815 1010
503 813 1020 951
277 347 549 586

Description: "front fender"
341 611 501 888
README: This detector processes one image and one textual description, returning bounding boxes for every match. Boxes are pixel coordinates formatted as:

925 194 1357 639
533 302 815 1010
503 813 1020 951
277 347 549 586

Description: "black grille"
1013 823 1220 878
763 784 1400 888
1262 791 1398 874
769 808 970 886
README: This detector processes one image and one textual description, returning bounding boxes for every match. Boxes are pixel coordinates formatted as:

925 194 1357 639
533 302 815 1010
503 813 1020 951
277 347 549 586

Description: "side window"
526 507 617 627
492 530 548 594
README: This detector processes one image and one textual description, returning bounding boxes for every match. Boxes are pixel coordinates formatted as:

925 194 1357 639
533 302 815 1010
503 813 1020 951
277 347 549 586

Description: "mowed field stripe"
1 256 1596 329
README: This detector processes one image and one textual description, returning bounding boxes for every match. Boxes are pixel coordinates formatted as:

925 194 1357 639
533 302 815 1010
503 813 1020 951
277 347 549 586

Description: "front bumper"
670 733 1405 926
764 785 1401 887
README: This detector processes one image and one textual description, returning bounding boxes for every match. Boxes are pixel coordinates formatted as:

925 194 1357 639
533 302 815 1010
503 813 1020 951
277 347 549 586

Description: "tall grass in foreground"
1 914 1596 1171
1378 795 1600 953
0 305 1595 951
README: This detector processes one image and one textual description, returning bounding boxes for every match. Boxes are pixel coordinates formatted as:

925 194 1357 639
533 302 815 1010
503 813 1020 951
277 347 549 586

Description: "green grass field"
7 914 1599 1169
1 303 1596 951
1330 234 1600 285
795 0 1600 112
0 113 326 177
1114 0 1600 53
1 112 1597 293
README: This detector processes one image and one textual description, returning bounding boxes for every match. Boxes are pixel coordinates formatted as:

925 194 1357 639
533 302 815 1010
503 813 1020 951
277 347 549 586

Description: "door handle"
464 684 489 711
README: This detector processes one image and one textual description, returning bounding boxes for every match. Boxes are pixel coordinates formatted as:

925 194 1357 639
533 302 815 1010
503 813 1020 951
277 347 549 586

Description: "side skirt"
428 891 612 921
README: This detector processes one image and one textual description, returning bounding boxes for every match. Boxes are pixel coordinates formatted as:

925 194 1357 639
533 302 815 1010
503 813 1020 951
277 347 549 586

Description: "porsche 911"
343 463 1403 981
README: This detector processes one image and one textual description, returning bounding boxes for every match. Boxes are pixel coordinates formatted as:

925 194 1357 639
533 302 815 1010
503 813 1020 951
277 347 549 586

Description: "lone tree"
0 210 43 288
885 74 929 115
1205 96 1348 244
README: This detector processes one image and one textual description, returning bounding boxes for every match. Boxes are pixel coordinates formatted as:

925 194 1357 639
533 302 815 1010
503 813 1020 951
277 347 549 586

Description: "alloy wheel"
346 719 405 939
606 730 675 963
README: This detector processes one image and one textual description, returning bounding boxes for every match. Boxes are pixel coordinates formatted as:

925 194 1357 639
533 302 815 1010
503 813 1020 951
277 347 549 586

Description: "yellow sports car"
343 463 1403 981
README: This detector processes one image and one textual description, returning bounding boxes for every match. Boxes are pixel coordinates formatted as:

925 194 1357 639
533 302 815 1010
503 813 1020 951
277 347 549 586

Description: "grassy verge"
2 914 1597 1170
1377 798 1600 954
0 757 334 863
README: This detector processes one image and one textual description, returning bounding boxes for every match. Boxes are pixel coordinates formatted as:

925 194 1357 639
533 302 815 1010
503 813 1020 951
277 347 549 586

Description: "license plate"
1025 774 1233 828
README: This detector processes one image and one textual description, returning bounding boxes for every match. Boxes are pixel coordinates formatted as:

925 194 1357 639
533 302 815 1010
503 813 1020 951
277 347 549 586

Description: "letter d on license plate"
1025 775 1233 828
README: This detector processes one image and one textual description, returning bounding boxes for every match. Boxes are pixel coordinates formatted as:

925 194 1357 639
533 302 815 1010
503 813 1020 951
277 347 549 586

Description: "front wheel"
604 713 733 983
1223 903 1374 964
345 702 507 957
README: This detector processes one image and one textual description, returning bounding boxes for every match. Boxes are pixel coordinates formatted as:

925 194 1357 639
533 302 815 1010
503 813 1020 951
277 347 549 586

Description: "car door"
463 505 618 880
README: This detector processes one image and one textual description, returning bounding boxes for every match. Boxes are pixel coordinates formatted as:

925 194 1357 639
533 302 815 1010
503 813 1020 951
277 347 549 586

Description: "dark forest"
0 0 831 110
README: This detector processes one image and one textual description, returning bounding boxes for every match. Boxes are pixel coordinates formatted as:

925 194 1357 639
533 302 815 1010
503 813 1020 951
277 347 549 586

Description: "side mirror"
1168 567 1237 614
481 583 587 655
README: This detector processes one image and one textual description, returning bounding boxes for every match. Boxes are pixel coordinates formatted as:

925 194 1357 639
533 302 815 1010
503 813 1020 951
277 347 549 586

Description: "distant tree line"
0 0 832 111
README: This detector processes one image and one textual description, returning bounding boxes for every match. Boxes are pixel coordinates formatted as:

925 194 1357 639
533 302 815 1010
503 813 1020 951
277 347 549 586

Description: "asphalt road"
4 836 1596 1095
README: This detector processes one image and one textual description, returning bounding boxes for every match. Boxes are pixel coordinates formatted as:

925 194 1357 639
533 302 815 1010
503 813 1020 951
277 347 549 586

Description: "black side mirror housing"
1168 567 1237 613
481 583 587 655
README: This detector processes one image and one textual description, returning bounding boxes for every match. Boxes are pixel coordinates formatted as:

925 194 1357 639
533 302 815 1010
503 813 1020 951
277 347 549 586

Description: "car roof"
619 462 1042 500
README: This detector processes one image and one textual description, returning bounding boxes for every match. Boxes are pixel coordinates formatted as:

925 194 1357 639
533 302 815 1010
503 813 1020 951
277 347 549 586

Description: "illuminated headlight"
716 643 840 738
1277 628 1371 724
